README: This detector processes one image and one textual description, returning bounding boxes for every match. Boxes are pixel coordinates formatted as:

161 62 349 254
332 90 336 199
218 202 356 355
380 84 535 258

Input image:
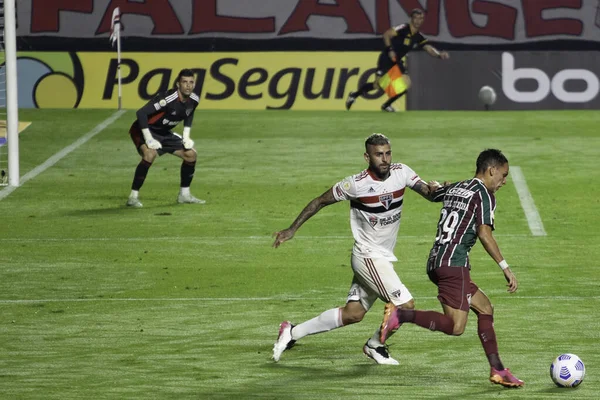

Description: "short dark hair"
174 68 195 88
476 149 508 174
410 8 425 17
365 133 390 151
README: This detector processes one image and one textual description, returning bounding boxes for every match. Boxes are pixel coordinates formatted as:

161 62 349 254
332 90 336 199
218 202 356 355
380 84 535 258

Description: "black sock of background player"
381 91 406 108
356 82 375 97
180 161 196 188
131 160 152 190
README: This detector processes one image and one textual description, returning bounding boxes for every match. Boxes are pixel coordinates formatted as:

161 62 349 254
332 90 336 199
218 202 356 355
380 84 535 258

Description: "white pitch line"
0 234 530 242
511 166 547 236
0 110 126 201
0 295 598 304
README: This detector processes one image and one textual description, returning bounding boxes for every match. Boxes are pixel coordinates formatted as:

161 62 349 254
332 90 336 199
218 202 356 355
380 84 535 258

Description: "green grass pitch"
1 109 599 399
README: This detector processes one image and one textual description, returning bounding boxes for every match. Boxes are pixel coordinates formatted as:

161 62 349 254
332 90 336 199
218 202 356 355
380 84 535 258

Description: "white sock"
367 329 384 348
180 187 190 196
130 190 139 198
367 324 399 348
291 308 343 341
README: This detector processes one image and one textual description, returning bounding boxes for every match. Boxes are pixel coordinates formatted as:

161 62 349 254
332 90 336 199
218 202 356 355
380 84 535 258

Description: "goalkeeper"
126 69 204 208
345 8 449 112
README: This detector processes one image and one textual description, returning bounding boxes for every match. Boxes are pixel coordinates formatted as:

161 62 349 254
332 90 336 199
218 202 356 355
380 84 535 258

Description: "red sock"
401 309 454 335
478 314 503 370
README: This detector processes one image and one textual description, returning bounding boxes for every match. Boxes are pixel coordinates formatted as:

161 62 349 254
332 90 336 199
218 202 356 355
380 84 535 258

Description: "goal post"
0 0 18 187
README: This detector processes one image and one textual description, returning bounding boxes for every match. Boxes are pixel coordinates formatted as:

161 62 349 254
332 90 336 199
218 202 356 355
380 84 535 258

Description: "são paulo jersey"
332 163 422 261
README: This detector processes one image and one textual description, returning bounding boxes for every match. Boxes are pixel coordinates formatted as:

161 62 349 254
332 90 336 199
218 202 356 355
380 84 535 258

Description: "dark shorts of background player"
376 52 407 78
129 123 185 156
427 265 479 312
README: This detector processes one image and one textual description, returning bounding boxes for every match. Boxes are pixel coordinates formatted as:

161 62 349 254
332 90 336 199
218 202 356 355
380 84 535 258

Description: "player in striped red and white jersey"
380 149 524 387
272 133 441 365
126 69 203 208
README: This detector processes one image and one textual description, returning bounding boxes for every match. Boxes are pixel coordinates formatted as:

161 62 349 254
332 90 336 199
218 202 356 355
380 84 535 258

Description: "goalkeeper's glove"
182 127 194 150
142 128 162 150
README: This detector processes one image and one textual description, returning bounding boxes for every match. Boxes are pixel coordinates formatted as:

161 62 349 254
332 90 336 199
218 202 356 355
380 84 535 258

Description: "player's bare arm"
477 224 518 293
423 44 449 60
383 28 398 61
272 188 338 248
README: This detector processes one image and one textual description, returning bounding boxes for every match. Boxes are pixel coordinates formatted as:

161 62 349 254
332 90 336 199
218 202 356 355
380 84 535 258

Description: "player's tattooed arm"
273 188 337 248
411 180 435 201
411 180 450 202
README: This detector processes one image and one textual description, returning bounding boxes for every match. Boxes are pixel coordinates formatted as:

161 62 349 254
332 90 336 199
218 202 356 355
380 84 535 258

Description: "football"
478 85 497 106
550 354 585 387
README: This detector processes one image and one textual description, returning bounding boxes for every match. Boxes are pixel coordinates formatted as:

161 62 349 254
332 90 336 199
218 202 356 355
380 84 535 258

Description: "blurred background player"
345 8 449 112
126 69 204 207
379 149 524 388
272 133 440 365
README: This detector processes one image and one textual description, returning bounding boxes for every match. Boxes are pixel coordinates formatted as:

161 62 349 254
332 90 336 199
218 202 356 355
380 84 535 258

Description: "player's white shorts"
347 254 413 311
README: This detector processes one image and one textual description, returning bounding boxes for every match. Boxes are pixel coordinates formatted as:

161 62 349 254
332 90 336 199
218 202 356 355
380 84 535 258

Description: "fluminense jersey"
332 163 422 261
134 88 200 135
427 178 496 271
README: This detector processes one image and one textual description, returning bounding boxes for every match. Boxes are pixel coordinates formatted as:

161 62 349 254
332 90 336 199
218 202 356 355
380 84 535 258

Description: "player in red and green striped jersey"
380 149 524 388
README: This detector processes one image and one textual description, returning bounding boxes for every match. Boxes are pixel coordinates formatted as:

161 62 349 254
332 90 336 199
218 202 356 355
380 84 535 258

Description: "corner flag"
109 7 122 109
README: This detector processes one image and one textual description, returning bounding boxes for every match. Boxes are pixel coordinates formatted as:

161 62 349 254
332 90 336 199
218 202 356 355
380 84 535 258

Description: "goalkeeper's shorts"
129 123 185 156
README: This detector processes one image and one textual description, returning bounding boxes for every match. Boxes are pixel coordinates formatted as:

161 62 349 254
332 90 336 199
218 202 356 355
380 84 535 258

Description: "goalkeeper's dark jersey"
427 178 496 272
134 88 200 136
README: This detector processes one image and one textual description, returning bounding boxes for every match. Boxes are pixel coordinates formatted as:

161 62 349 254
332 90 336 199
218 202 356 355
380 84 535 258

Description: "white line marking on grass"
0 110 126 201
0 295 598 304
511 166 547 236
0 234 530 242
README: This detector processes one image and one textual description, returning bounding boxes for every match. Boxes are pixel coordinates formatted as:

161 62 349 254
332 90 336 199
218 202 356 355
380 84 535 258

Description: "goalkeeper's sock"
129 190 139 199
356 82 375 97
180 187 190 196
180 161 196 188
132 160 152 190
381 90 406 109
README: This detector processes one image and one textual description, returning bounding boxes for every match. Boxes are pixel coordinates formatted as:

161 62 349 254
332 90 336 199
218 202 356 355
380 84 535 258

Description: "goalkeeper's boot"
345 92 357 110
177 193 206 204
489 368 524 388
126 197 143 208
379 302 400 343
381 104 396 112
363 341 399 365
272 321 295 362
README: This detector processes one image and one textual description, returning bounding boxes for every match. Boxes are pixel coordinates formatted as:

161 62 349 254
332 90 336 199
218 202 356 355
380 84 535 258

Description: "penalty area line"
0 295 599 304
511 166 547 237
0 110 127 201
